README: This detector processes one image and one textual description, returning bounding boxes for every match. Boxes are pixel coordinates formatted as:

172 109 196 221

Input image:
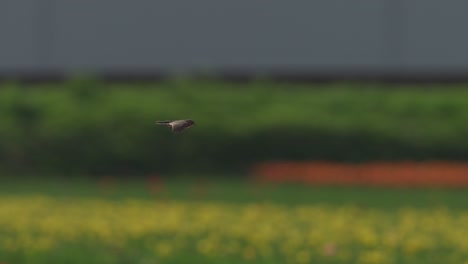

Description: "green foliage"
1 79 468 174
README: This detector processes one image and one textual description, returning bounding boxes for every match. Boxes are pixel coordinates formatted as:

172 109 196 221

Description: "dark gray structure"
1 0 468 80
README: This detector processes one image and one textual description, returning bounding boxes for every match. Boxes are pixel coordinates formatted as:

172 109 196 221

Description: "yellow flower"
155 241 172 257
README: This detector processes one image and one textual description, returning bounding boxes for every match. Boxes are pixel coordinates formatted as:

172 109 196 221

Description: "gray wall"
1 0 468 78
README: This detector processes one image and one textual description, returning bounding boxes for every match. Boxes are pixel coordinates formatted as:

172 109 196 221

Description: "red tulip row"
252 161 468 187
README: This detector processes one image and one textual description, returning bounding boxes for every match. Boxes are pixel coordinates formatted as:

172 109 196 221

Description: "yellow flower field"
0 196 468 264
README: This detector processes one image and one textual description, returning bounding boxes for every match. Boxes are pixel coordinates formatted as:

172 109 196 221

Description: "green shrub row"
1 78 468 174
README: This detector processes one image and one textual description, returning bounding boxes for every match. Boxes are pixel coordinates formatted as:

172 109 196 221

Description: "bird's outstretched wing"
155 120 173 125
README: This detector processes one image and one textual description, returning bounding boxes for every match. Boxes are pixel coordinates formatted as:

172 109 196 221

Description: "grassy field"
0 176 468 264
1 176 468 208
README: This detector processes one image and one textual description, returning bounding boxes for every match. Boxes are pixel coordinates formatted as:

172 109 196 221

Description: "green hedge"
1 78 468 174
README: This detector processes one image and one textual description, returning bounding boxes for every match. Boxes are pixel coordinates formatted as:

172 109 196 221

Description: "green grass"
1 176 467 209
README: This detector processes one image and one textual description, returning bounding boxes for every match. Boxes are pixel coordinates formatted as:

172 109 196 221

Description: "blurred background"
1 1 468 264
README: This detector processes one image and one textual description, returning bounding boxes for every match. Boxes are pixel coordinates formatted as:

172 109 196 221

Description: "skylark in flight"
155 119 195 133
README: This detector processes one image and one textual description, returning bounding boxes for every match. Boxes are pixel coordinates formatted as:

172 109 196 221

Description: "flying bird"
155 119 195 133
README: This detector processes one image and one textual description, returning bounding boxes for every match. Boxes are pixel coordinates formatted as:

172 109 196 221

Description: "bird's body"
155 119 195 133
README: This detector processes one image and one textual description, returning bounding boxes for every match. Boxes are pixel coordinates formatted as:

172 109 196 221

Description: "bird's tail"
155 120 172 125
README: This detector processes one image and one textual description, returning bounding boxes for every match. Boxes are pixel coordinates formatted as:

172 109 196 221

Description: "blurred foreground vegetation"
0 177 468 264
1 78 468 174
